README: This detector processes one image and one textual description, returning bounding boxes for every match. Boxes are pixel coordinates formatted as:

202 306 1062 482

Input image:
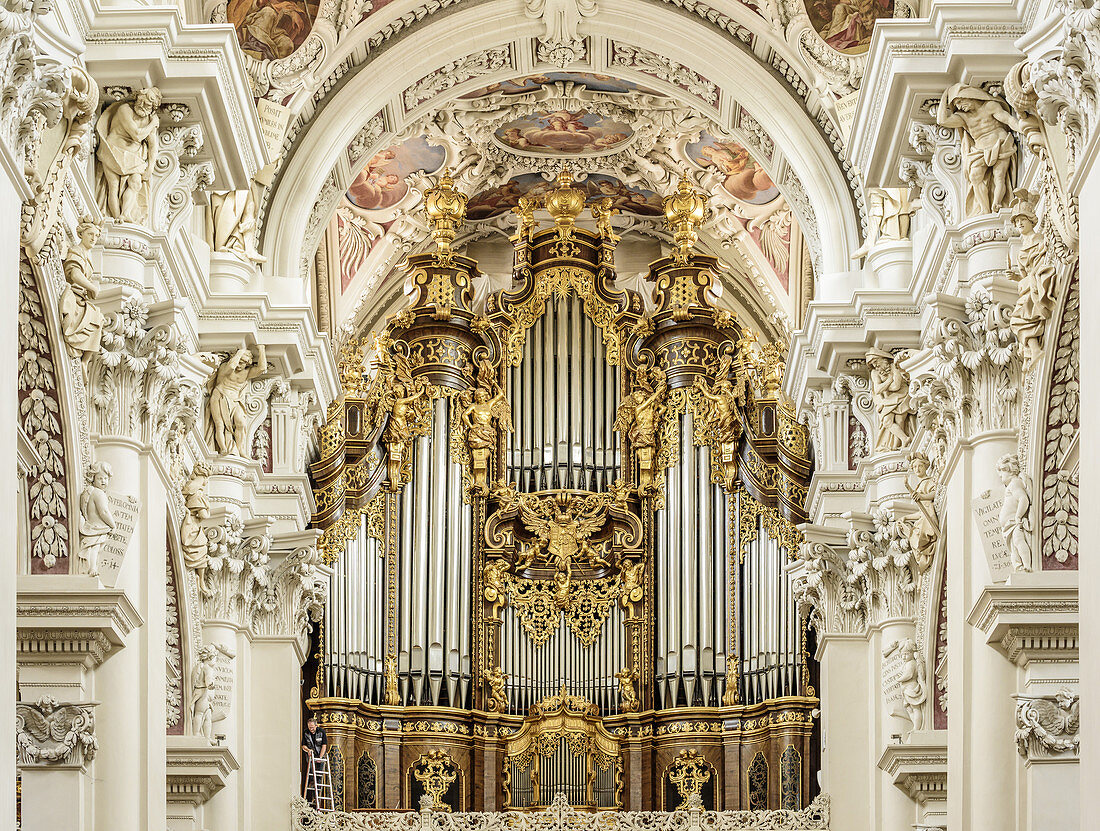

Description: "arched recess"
262 1 862 284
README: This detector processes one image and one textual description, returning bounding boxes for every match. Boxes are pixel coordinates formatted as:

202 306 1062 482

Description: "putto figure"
937 84 1024 216
78 462 116 577
866 347 915 452
997 453 1033 572
205 345 268 457
95 87 162 223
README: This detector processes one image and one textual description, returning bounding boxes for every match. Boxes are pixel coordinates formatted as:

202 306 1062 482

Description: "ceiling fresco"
494 110 634 155
805 0 894 55
345 136 447 211
686 134 779 204
466 173 664 221
227 0 320 61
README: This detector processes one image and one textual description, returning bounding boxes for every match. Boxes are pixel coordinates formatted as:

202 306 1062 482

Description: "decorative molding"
166 736 240 806
17 582 142 668
402 46 513 113
1015 690 1079 761
16 697 98 767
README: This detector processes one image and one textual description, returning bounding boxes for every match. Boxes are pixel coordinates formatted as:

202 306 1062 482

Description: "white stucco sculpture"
903 451 939 572
95 87 162 223
997 453 1033 572
885 638 927 731
59 219 105 377
866 347 915 453
78 462 115 577
205 345 268 457
1008 189 1057 370
937 84 1023 216
180 462 213 595
208 189 266 263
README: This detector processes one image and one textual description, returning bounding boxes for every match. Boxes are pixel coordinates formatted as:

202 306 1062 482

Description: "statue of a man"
1008 190 1057 370
78 462 116 577
997 453 1033 572
205 345 268 457
190 645 217 740
208 188 266 263
937 84 1024 216
59 219 106 377
866 347 915 452
180 462 213 595
95 87 162 223
903 451 939 572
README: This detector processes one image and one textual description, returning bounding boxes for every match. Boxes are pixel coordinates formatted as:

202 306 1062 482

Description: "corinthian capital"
86 299 200 455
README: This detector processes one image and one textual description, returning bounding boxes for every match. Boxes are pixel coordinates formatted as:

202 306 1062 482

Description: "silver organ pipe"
507 297 619 491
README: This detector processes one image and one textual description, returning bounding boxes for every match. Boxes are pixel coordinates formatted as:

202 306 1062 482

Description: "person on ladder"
301 716 329 807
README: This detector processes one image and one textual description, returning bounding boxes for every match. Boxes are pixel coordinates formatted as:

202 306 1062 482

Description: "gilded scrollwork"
667 749 712 809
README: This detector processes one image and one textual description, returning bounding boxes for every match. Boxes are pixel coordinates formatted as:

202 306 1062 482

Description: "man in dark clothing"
302 717 329 806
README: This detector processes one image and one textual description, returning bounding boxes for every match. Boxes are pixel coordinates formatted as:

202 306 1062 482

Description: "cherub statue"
59 218 105 378
615 667 639 713
485 666 508 713
618 560 644 618
180 462 213 595
614 365 668 492
903 451 939 572
483 559 509 618
78 461 116 577
1008 189 1057 370
866 347 915 452
884 638 926 731
95 87 162 222
937 84 1025 216
459 359 512 494
997 453 1033 572
205 345 268 457
591 197 620 244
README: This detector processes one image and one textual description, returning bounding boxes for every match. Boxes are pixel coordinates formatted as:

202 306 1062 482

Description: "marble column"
817 633 873 829
92 438 168 831
947 429 1019 831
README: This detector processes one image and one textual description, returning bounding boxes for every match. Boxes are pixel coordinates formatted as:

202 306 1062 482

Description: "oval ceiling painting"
467 173 663 221
686 134 779 205
227 0 320 61
495 111 634 155
461 72 659 99
805 0 894 55
345 137 447 212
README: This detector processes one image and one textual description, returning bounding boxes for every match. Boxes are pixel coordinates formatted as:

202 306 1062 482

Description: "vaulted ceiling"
226 0 887 339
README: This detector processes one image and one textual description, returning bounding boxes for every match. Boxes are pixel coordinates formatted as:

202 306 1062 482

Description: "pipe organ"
310 171 817 813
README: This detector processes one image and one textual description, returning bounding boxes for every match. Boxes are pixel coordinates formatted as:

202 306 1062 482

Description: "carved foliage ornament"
1015 689 1079 759
18 257 71 571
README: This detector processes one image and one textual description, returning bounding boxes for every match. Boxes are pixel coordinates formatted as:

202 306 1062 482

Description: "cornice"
17 578 143 668
967 581 1079 666
877 733 948 805
166 736 239 806
66 0 267 187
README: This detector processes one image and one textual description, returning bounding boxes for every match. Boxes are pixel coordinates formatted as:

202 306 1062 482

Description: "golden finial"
423 169 467 258
663 175 708 264
544 166 586 233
